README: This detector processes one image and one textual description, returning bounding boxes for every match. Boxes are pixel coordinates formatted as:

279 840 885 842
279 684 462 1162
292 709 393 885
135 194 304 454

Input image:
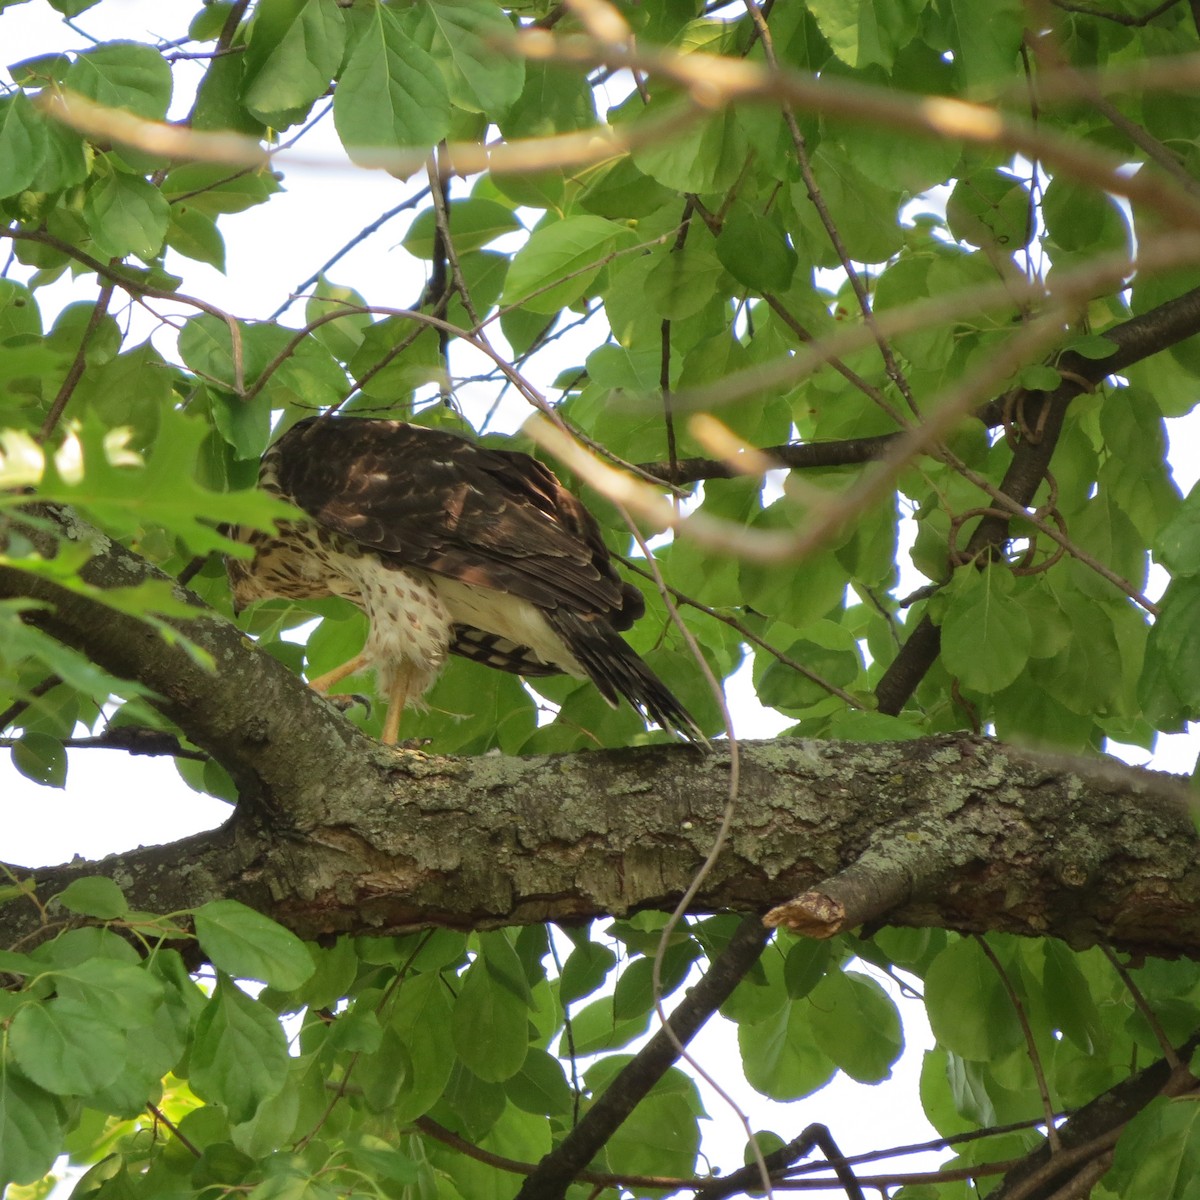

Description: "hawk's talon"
320 692 373 718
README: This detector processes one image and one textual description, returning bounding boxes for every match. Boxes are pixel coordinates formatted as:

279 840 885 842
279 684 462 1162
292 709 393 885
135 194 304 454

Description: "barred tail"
546 610 708 748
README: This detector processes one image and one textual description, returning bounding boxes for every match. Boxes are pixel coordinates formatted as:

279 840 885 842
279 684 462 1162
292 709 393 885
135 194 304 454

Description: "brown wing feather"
268 416 704 746
272 417 641 626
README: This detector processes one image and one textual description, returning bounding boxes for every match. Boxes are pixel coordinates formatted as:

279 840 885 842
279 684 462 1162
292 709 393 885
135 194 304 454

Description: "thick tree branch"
5 511 1200 971
2 723 1199 962
0 506 380 820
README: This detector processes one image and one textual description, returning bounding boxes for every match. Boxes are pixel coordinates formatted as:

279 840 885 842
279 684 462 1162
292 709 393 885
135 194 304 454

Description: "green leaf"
924 937 1024 1061
1108 1096 1200 1197
1042 941 1104 1054
452 955 530 1082
333 5 450 158
558 940 617 1005
611 943 699 1020
784 938 834 999
241 0 346 124
390 971 456 1121
587 1061 702 1178
163 165 283 216
417 0 524 115
0 279 42 340
807 970 903 1082
739 1000 837 1100
715 203 798 294
947 170 1031 251
0 93 47 200
9 1000 126 1095
190 973 290 1123
1043 177 1131 254
501 215 629 314
644 240 725 321
631 102 745 195
36 409 294 557
10 731 66 789
56 876 128 919
166 204 226 270
501 60 597 139
944 0 1025 96
83 171 171 261
403 198 521 258
807 0 923 70
0 1071 62 1188
64 41 174 120
53 957 163 1028
193 899 316 989
939 567 1032 694
478 929 534 1006
505 1047 573 1116
561 992 650 1056
1157 481 1200 578
1140 576 1200 729
1066 333 1118 360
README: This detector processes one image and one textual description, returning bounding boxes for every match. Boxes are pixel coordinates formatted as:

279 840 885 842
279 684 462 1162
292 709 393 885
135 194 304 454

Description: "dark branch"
0 505 379 819
991 1035 1200 1199
876 284 1200 716
698 1124 864 1200
514 915 772 1200
637 434 897 485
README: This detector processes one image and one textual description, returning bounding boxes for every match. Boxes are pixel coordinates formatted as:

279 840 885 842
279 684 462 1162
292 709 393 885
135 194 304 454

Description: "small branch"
875 283 1200 715
0 730 207 760
37 281 116 443
267 190 431 322
513 914 772 1200
764 831 950 938
1048 0 1181 25
742 0 918 417
976 935 1061 1153
0 674 64 734
991 1035 1200 1200
637 433 898 484
1101 945 1180 1069
617 555 867 710
697 1124 864 1200
147 1103 202 1158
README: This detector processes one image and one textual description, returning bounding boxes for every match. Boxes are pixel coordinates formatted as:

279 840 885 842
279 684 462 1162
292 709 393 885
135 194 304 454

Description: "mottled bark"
3 509 1199 963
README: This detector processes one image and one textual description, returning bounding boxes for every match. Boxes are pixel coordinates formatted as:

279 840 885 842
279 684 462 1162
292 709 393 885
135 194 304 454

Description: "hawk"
226 416 705 747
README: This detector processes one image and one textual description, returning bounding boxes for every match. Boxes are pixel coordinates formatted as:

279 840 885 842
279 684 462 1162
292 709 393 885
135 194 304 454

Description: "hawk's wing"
270 417 642 627
267 416 705 745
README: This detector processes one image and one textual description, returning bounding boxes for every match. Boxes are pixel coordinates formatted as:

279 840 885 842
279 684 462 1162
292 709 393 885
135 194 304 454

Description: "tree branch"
876 284 1200 716
515 915 772 1200
991 1035 1199 1199
0 506 380 819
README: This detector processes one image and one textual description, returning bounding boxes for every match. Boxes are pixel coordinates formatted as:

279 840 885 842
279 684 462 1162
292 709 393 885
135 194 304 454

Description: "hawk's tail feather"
546 610 709 749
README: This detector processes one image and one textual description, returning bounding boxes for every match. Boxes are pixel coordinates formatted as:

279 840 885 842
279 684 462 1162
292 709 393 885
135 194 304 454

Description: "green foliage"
3 0 1200 1195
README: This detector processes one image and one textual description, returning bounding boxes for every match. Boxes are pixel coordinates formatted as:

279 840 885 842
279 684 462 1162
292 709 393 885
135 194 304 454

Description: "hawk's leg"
381 661 420 746
308 653 369 694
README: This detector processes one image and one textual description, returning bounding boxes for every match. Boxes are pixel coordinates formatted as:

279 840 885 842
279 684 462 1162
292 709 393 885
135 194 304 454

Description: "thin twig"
975 935 1062 1153
37 281 116 443
1100 945 1180 1069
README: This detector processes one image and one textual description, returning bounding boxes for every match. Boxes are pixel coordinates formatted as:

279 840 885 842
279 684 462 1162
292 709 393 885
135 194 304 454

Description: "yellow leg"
381 663 416 746
308 653 368 694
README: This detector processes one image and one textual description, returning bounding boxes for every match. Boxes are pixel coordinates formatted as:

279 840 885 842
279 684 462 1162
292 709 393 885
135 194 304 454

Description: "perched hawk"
227 416 704 747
